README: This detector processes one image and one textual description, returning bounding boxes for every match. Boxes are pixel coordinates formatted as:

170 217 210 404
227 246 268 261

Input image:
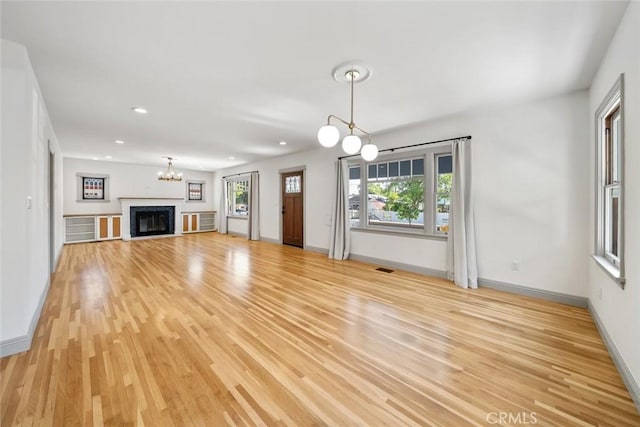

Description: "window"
594 74 625 285
76 173 110 202
227 179 249 216
285 175 301 193
187 181 204 201
349 148 452 236
367 157 425 228
348 166 361 226
435 154 453 233
82 177 105 200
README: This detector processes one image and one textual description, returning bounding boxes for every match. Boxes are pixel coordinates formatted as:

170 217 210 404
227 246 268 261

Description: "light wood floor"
1 233 638 426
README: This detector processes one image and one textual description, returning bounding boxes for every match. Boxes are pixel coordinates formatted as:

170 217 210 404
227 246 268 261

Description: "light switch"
27 196 33 209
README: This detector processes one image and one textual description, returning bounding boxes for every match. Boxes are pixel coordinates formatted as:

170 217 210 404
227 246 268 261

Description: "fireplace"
130 206 175 238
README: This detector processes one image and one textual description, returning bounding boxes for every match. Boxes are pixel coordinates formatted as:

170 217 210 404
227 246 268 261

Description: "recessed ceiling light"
92 157 99 160
279 141 287 145
228 156 235 160
115 140 125 144
105 155 112 159
131 106 148 114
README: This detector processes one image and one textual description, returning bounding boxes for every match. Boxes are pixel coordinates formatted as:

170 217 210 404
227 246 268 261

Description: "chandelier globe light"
342 134 361 154
317 125 340 147
360 142 379 161
157 157 183 182
318 63 378 161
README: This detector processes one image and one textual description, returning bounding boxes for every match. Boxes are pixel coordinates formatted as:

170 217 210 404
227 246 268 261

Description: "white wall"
1 40 64 354
218 90 590 297
587 2 640 392
63 158 216 215
371 90 590 297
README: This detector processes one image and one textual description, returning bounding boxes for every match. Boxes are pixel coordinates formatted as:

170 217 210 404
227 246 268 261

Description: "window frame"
348 146 452 238
226 177 250 218
593 74 625 287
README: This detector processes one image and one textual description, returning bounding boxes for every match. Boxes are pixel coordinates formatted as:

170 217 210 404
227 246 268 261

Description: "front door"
282 171 304 247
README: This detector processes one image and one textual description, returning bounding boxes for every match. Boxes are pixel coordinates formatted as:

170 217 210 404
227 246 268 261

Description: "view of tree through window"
349 153 452 234
367 157 426 228
227 179 249 216
436 155 453 233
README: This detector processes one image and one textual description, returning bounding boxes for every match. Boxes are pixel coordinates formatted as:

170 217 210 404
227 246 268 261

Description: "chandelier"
317 63 378 161
157 157 183 181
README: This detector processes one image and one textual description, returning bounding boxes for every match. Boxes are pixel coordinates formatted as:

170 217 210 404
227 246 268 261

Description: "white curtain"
446 139 478 289
219 179 228 234
248 171 260 241
329 159 350 260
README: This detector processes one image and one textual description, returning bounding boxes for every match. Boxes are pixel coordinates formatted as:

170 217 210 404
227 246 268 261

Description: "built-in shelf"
199 212 216 231
64 216 97 243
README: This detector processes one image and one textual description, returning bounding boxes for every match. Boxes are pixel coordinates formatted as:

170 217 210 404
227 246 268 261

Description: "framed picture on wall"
187 182 203 201
82 177 105 200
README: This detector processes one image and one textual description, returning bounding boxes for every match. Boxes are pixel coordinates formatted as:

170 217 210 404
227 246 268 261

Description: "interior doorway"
281 170 304 248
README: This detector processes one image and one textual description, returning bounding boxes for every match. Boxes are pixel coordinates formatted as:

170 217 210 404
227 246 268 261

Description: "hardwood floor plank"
1 233 638 426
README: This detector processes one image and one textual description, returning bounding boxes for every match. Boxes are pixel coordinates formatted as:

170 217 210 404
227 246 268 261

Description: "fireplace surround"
118 197 183 240
130 206 175 238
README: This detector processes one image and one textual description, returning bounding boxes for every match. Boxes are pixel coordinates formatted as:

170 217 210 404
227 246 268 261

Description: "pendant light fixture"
157 157 183 181
318 63 378 161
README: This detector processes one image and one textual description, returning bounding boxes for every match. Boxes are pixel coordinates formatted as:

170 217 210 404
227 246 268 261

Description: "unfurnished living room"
1 1 639 426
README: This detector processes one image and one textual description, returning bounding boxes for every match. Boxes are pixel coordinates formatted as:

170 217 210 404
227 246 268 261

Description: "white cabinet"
64 216 97 243
182 211 216 233
96 215 122 240
182 213 198 233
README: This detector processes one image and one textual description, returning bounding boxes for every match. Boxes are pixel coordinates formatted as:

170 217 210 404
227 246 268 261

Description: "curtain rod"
337 135 472 160
222 170 258 179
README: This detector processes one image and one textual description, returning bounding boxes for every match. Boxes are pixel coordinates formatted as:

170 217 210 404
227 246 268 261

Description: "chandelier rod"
222 170 259 179
325 114 371 144
349 69 355 131
337 135 472 160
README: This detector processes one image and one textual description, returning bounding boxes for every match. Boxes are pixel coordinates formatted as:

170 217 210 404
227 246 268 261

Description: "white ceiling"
1 1 627 171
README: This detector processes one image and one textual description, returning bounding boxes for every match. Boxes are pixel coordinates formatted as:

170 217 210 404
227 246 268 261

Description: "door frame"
48 141 56 274
278 166 306 248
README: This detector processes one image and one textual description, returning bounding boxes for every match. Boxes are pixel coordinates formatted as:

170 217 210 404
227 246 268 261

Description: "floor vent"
376 267 394 273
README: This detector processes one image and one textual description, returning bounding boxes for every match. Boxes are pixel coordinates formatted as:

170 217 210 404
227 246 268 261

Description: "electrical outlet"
510 261 520 271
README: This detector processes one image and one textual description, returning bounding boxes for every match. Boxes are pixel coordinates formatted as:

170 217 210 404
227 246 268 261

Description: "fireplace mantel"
119 198 184 241
119 197 184 200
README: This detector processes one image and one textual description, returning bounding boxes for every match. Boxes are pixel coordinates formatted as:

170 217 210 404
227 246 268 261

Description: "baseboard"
260 236 281 245
346 254 587 308
305 245 329 255
256 237 327 254
257 237 328 254
0 333 31 358
0 277 51 358
227 231 248 238
588 300 640 412
348 254 448 279
478 278 588 308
